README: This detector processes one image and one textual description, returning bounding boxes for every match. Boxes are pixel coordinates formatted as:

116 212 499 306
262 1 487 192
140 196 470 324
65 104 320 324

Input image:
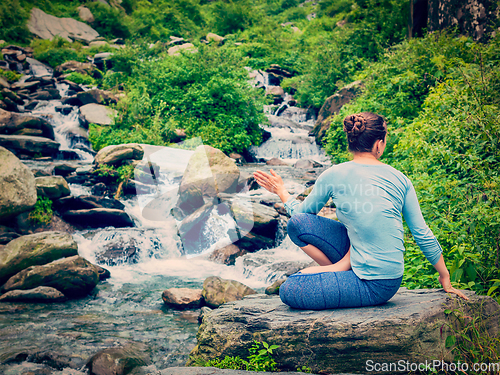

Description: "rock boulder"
62 208 134 228
162 288 204 309
2 255 100 298
180 145 240 198
202 276 256 308
0 134 60 157
311 80 363 144
35 176 71 199
0 147 37 221
94 143 144 166
0 231 78 286
79 103 117 125
28 8 99 44
0 286 66 303
188 289 500 374
0 108 55 140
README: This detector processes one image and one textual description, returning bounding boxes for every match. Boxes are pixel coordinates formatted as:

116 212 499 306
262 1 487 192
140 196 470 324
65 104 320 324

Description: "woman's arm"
253 169 291 203
433 254 469 300
402 182 468 300
253 168 332 216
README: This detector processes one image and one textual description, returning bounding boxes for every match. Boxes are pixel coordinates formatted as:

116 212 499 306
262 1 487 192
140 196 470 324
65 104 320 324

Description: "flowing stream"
0 66 330 374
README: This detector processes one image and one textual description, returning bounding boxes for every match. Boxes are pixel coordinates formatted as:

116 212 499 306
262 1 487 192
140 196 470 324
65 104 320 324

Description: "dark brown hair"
343 112 386 152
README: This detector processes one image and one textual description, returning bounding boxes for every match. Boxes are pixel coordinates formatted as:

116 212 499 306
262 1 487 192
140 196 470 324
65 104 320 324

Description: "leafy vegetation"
444 301 500 374
0 68 22 82
197 340 280 372
325 33 500 296
28 196 53 225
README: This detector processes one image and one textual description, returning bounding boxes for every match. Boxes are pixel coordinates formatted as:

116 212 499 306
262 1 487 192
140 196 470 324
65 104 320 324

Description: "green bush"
0 69 22 82
86 2 131 39
0 0 31 44
29 196 53 225
65 72 95 86
90 45 265 154
32 37 88 68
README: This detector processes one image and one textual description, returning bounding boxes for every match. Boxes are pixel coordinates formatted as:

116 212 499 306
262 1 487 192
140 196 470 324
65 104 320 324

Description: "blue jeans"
280 213 402 310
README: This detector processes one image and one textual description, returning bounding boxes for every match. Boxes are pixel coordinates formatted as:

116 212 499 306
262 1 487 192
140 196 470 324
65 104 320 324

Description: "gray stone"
180 145 240 198
94 143 144 166
26 57 53 78
162 288 204 309
0 134 60 157
77 6 95 23
79 103 117 125
2 255 100 298
86 343 150 375
201 276 256 308
0 231 78 286
0 147 37 221
187 289 500 374
168 43 198 56
62 208 134 228
0 108 55 140
27 8 99 44
0 286 66 303
311 80 364 144
35 176 71 199
208 244 247 266
293 159 323 169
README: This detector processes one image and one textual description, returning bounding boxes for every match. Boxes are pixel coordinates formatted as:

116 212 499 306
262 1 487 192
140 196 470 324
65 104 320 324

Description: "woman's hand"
253 169 291 204
439 274 469 300
253 169 285 195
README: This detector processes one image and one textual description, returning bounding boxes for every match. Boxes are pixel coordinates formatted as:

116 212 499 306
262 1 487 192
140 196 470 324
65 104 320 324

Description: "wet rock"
29 89 60 100
55 60 96 77
26 57 53 78
54 105 73 115
162 288 204 309
79 103 117 125
11 80 39 92
202 276 256 308
293 159 323 169
95 264 111 280
0 108 55 140
180 145 240 198
2 255 100 298
54 195 124 213
91 182 107 196
231 201 279 238
24 100 39 111
0 146 37 221
2 89 23 105
53 163 77 177
28 8 99 44
95 237 140 266
266 157 289 166
208 244 247 266
123 179 155 195
0 135 59 157
266 64 293 79
234 231 275 252
0 229 20 245
187 290 500 373
94 143 144 166
177 202 214 239
86 343 150 375
177 184 205 216
168 43 198 56
0 286 66 303
265 278 286 295
0 77 10 89
35 176 71 199
265 86 285 104
0 231 78 286
312 80 363 144
62 208 134 228
77 6 95 23
76 89 117 106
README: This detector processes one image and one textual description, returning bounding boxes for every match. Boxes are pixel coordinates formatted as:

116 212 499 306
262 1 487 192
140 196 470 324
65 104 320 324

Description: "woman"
253 112 468 310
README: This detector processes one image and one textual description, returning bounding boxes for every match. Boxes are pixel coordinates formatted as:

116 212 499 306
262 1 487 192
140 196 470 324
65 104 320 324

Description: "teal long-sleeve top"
284 161 443 280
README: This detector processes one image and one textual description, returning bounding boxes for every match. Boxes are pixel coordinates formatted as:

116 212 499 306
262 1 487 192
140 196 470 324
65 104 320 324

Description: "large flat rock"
187 289 500 374
27 8 99 44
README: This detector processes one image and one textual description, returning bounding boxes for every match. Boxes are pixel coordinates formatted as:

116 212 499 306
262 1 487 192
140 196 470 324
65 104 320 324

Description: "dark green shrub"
0 0 31 44
86 2 131 39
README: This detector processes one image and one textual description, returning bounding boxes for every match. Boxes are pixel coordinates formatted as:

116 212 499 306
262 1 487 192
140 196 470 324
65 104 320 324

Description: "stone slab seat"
187 289 500 375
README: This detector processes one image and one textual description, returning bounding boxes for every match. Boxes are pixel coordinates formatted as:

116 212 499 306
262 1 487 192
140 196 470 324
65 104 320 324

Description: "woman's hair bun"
343 114 367 139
